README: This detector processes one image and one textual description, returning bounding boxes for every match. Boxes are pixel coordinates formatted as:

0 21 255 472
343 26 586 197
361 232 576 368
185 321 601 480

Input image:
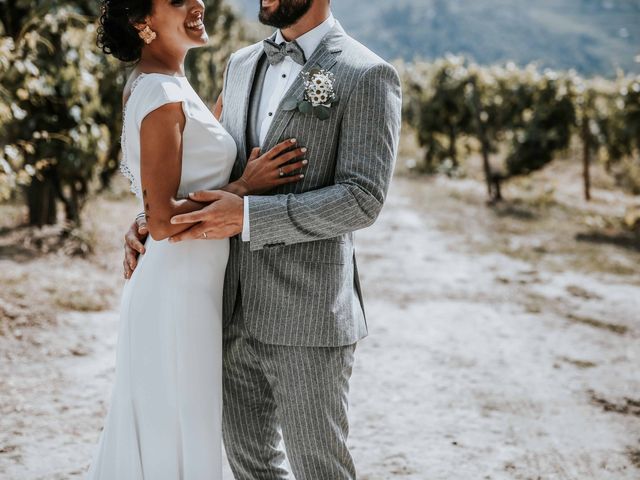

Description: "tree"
602 75 640 194
464 63 532 201
401 56 473 174
569 75 617 201
505 71 575 186
1 3 108 225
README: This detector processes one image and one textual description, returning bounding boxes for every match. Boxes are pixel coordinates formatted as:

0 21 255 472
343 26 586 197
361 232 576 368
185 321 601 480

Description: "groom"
124 0 401 478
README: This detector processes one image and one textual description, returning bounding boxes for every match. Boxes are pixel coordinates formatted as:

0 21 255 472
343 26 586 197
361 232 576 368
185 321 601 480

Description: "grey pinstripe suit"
220 21 402 479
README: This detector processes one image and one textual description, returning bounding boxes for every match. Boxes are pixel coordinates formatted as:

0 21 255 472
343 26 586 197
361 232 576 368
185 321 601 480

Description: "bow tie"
263 38 307 66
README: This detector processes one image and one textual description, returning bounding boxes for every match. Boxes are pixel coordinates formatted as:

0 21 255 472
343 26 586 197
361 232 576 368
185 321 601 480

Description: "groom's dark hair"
97 0 153 63
258 0 314 29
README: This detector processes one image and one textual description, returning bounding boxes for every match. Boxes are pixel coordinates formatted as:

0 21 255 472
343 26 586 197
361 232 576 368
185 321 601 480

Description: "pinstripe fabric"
220 22 403 348
223 295 356 480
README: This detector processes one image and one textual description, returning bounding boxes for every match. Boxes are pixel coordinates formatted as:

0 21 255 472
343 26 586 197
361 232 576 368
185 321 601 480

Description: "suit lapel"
260 22 346 152
235 48 264 163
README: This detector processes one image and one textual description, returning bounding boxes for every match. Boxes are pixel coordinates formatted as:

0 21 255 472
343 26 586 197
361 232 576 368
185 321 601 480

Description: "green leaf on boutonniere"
314 105 331 120
281 97 299 112
298 101 313 114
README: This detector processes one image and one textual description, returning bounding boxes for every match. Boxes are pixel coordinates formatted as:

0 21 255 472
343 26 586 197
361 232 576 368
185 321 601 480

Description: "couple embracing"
87 0 401 478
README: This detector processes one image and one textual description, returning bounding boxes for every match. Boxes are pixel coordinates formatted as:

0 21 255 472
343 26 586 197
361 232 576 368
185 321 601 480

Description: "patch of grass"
53 289 110 312
627 448 640 469
558 356 597 369
589 391 640 418
567 314 629 335
565 285 602 301
576 230 640 253
561 249 639 278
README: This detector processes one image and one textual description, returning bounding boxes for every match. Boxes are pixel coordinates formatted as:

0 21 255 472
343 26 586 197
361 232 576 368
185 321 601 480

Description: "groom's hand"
169 190 243 242
123 216 149 279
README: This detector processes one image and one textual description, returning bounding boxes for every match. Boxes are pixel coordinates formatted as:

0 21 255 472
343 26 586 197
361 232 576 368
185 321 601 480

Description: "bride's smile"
185 17 204 31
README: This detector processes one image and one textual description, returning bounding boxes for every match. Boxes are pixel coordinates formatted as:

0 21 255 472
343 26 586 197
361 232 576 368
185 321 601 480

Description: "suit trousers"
222 291 357 480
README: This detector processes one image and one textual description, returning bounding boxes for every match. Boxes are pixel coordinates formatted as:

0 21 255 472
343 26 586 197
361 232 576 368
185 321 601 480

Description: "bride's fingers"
265 138 297 160
275 173 305 185
273 147 307 167
248 147 261 161
279 159 308 176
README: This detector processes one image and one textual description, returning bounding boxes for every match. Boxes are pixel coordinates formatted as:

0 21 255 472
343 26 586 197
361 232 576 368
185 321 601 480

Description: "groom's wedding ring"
279 167 284 177
202 232 208 239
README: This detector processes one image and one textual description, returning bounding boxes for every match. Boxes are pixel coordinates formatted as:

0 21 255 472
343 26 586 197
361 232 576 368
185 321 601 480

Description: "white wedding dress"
86 73 237 479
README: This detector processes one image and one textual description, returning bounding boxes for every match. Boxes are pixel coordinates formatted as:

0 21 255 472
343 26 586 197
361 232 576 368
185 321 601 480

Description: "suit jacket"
220 21 402 347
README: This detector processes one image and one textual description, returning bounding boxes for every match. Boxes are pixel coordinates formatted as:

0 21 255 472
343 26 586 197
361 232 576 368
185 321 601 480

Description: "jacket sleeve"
246 62 402 251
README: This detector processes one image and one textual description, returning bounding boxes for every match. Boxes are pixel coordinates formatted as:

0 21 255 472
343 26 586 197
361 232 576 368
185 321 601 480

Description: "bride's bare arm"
213 93 223 120
139 102 204 241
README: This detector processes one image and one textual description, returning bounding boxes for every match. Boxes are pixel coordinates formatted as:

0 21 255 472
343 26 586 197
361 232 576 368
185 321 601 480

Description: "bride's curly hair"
97 0 153 62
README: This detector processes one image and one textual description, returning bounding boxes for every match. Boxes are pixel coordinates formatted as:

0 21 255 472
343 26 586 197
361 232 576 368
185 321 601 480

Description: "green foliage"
604 76 640 193
506 73 575 177
402 58 471 173
0 4 108 224
401 56 640 201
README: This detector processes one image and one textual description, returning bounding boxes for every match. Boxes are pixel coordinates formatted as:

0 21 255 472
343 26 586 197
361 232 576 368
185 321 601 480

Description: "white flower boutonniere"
282 68 338 121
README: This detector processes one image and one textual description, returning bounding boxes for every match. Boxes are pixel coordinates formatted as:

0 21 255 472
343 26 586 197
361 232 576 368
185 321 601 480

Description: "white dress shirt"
242 13 337 242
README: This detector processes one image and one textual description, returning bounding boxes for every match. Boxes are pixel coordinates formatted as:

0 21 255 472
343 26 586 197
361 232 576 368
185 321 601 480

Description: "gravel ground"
1 176 639 479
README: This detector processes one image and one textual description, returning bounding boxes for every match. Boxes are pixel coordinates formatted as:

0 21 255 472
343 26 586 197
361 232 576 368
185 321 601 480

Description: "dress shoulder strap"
127 74 186 127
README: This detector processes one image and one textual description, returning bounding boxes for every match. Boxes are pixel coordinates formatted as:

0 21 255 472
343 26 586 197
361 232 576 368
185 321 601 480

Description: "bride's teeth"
186 20 203 28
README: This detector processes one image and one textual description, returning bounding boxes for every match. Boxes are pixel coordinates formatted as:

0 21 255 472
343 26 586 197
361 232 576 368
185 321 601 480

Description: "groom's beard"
258 0 314 29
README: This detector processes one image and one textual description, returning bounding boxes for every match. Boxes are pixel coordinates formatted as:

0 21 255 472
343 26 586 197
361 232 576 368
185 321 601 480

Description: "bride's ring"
202 232 207 239
279 168 284 177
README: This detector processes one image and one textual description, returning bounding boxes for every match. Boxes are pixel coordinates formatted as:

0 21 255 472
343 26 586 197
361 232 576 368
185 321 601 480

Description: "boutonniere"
282 68 338 121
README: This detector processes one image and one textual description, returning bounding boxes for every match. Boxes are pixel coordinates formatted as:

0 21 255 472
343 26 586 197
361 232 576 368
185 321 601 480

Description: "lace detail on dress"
120 74 147 198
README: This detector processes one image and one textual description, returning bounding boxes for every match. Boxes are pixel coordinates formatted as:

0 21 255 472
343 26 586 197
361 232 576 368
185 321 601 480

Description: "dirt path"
1 177 639 479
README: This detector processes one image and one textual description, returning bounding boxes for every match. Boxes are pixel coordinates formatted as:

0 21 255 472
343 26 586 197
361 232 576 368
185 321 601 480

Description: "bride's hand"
237 139 307 195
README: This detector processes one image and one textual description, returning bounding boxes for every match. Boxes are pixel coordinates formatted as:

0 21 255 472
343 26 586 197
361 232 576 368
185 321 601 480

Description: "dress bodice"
121 73 237 199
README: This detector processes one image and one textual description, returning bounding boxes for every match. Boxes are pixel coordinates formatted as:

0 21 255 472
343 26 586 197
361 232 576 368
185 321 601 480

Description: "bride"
86 0 306 477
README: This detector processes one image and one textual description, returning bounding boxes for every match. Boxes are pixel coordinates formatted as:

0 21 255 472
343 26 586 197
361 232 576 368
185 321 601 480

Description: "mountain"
226 0 640 76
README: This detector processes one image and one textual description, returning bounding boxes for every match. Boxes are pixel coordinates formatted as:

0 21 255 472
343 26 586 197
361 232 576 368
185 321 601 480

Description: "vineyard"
401 57 640 205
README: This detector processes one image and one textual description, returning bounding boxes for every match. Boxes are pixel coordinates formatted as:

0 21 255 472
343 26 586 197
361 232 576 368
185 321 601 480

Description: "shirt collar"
274 13 336 61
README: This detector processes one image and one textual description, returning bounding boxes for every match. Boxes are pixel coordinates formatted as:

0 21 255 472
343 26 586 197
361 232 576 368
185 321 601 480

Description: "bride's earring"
138 25 157 44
